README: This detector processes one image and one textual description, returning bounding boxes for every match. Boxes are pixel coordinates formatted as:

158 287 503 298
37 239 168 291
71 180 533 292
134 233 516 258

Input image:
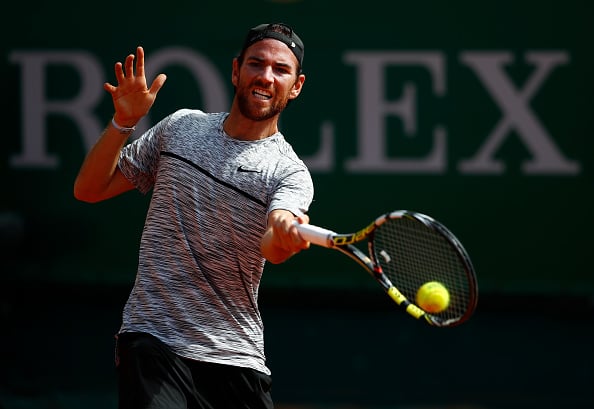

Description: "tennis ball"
416 281 450 313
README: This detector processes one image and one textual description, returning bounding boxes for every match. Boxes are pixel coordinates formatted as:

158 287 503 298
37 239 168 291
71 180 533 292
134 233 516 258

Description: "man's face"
233 38 304 121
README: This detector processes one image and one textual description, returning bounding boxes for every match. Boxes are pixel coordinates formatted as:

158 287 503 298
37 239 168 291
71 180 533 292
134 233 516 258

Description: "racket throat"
386 287 426 319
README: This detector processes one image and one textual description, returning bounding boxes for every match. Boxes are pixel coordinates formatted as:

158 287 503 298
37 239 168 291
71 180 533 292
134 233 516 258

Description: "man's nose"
257 66 274 83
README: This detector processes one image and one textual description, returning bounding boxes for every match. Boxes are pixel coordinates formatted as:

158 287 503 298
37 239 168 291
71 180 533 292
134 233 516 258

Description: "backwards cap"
240 23 304 69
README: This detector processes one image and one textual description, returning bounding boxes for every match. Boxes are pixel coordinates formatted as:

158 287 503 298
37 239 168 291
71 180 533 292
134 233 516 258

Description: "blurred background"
1 0 593 408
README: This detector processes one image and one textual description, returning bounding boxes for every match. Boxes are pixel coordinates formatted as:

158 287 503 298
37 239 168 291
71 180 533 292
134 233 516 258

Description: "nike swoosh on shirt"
237 165 262 173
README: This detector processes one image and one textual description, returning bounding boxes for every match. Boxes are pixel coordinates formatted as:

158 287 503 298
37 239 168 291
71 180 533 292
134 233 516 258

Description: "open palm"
104 46 167 126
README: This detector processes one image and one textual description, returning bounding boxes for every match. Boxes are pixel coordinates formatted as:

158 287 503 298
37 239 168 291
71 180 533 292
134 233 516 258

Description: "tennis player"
74 22 313 409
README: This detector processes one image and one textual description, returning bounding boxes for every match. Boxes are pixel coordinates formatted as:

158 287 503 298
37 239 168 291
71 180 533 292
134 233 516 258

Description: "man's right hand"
104 46 167 127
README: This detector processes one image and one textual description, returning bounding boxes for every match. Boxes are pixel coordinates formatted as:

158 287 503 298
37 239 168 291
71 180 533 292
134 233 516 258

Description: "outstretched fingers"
102 46 166 121
148 73 167 97
135 46 145 78
110 47 144 86
124 52 136 79
113 61 125 85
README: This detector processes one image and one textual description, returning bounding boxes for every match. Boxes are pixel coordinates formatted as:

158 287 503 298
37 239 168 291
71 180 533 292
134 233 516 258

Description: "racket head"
369 210 478 327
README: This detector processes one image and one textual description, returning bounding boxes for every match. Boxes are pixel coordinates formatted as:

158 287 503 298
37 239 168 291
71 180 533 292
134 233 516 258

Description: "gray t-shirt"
117 109 314 374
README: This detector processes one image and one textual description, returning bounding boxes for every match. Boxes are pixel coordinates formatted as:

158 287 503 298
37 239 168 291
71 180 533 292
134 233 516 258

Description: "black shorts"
115 332 273 409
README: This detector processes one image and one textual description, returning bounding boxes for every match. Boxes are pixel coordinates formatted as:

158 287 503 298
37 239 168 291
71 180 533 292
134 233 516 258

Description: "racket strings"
372 217 473 322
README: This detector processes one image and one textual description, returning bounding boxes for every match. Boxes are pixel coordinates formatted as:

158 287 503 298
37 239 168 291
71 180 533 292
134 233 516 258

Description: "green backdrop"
1 0 592 295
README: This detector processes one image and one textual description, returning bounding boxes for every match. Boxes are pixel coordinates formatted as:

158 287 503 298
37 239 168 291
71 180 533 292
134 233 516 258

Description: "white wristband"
111 117 136 134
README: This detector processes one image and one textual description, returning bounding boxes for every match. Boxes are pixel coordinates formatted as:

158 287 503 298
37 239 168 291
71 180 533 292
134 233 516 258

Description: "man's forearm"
73 121 132 203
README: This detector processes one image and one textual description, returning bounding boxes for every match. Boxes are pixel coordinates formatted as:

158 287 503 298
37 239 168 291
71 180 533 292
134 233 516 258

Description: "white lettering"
9 51 104 168
343 52 447 173
459 51 579 174
8 49 578 176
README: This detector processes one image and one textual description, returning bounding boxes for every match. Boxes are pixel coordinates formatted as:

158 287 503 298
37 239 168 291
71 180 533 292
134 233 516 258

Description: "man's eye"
274 67 291 75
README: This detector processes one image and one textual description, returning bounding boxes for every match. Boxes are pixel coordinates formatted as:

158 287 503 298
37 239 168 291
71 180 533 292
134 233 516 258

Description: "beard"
235 80 291 121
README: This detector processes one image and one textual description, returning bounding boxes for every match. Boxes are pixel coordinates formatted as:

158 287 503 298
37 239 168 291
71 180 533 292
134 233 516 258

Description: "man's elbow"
73 182 101 203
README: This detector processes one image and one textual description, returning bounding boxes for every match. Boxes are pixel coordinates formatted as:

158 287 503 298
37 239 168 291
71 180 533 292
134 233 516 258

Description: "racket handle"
292 221 336 248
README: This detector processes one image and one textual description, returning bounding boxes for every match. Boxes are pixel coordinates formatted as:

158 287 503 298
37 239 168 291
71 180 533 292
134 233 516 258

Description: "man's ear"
231 58 239 87
289 74 306 99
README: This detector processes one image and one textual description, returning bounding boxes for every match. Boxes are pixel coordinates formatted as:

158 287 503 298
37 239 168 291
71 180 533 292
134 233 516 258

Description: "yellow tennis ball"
416 281 450 313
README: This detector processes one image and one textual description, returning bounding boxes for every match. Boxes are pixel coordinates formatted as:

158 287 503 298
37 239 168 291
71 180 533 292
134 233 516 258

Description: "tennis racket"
294 210 478 327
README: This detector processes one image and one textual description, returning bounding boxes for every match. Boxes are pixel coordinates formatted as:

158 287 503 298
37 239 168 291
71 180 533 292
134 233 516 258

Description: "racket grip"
292 221 336 248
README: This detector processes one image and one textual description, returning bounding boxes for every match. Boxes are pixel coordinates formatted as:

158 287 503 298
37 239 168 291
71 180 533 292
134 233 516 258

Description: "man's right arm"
73 120 135 203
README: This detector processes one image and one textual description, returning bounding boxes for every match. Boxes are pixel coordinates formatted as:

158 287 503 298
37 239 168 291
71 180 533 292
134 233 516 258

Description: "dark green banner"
1 0 592 295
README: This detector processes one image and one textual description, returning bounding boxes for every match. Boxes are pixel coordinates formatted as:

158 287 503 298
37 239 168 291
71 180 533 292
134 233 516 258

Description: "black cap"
240 23 304 69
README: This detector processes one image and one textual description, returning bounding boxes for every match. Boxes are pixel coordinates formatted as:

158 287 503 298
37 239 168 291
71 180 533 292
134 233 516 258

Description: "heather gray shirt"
117 109 314 375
